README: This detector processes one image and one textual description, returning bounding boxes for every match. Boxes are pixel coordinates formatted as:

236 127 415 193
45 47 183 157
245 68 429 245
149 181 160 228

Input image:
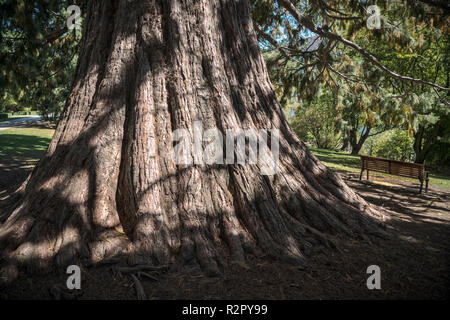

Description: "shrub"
363 129 415 162
290 89 341 150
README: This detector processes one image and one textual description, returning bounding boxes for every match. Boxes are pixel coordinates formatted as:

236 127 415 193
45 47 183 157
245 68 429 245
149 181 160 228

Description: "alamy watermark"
366 265 381 289
366 1 408 38
66 5 81 30
171 121 280 175
64 264 381 291
66 265 81 290
366 5 382 30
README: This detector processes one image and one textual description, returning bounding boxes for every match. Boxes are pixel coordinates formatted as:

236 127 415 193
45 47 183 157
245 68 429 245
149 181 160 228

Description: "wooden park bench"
359 155 429 193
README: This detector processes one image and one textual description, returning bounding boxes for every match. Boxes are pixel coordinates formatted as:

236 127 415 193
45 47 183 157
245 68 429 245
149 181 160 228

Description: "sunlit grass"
0 127 54 161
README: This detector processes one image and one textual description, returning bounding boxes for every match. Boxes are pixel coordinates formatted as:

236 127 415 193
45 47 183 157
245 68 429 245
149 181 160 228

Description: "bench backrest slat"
360 155 424 179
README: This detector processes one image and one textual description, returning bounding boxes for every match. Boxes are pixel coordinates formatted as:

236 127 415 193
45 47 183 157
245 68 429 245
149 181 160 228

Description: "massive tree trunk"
0 0 387 282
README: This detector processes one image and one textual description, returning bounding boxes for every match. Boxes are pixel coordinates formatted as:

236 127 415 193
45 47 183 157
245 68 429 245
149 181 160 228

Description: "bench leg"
359 168 364 180
366 169 369 180
419 180 423 194
425 179 429 193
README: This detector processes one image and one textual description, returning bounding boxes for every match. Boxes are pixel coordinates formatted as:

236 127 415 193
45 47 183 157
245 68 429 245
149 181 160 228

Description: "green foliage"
0 0 84 122
253 0 448 102
254 0 448 165
406 90 449 135
363 129 415 162
290 87 341 149
426 142 450 168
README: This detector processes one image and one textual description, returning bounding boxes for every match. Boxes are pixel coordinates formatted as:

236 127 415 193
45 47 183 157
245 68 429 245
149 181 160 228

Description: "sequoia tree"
0 0 393 282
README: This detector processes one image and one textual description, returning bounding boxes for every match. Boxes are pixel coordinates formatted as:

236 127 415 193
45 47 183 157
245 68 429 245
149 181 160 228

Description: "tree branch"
254 23 319 56
276 0 450 91
417 0 450 11
317 0 362 21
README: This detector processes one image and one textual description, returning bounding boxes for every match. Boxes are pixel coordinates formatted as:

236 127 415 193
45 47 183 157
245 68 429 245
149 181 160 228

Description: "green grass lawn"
0 126 54 161
308 146 450 190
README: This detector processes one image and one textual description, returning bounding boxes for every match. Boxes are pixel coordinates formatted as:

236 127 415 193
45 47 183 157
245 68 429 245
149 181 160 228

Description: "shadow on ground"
1 168 448 299
0 128 449 299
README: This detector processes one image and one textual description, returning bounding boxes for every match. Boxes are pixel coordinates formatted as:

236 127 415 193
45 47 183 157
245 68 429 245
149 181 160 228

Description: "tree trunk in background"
0 0 387 282
413 123 441 164
341 135 350 152
349 126 371 156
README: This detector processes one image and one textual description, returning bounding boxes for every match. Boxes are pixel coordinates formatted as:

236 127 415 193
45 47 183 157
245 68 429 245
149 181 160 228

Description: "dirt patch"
1 161 448 299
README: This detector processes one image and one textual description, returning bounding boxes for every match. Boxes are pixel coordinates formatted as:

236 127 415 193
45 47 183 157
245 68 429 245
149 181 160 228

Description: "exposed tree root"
113 264 168 274
49 284 83 300
137 271 159 282
129 274 147 300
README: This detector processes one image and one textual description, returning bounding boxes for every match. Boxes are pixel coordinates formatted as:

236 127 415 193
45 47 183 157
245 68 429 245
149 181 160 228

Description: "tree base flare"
0 0 388 284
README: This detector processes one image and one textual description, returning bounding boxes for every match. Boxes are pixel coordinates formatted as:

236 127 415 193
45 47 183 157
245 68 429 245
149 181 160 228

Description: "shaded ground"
0 125 448 299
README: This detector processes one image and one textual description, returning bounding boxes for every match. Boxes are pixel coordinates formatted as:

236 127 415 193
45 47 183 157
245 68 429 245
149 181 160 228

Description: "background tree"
290 86 341 149
363 128 416 162
0 0 82 121
253 0 449 161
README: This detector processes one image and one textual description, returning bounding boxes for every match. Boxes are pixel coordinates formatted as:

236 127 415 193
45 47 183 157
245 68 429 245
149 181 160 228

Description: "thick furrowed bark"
0 0 388 284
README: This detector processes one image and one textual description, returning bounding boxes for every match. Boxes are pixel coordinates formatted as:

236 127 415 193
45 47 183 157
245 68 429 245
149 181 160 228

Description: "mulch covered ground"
0 150 448 299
